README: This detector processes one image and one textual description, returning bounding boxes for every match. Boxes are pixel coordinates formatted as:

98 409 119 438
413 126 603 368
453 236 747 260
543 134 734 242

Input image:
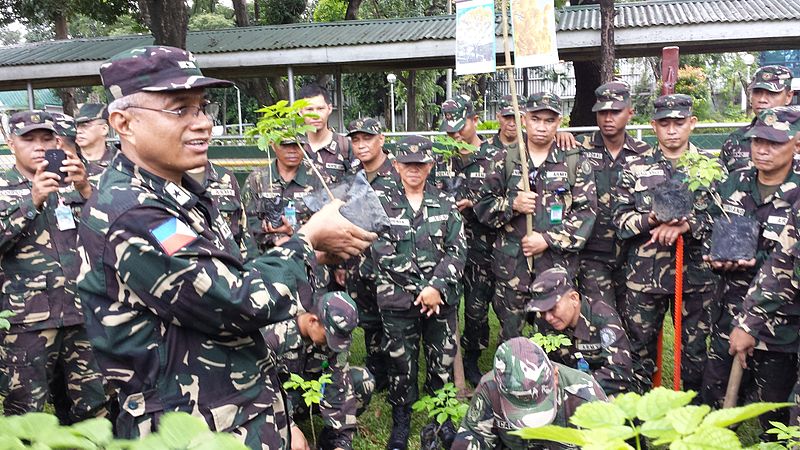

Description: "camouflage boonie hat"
100 46 233 100
498 95 526 116
526 92 562 115
527 267 574 313
395 135 434 164
75 103 108 124
315 291 359 353
744 106 800 143
49 112 77 138
750 65 793 93
440 95 476 132
8 110 56 136
347 117 383 136
592 81 631 112
653 94 694 120
494 338 557 429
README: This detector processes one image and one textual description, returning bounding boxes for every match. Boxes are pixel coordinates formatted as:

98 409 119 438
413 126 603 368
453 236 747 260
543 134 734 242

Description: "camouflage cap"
653 94 694 120
395 135 434 164
75 103 108 124
100 46 233 100
498 95 526 116
49 112 77 138
527 267 574 313
494 337 557 429
8 110 56 136
314 291 359 353
750 65 793 93
592 81 631 112
744 106 800 143
526 92 562 115
440 95 476 132
347 117 383 136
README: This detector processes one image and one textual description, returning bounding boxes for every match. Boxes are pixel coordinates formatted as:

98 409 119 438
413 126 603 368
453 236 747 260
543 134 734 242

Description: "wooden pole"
723 360 744 408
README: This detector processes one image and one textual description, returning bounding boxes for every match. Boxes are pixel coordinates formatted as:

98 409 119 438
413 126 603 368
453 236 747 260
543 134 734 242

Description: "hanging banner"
455 0 497 75
511 0 559 68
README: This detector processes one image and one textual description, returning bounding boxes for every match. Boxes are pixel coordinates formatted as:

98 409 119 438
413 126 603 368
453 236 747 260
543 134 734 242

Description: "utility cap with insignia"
100 46 233 100
526 92 562 115
527 267 575 313
440 95 476 133
744 106 800 143
592 81 631 112
395 135 434 164
8 110 56 136
653 94 694 120
750 65 793 93
347 117 383 136
494 337 557 429
75 103 108 124
315 291 359 353
499 95 526 116
49 112 77 138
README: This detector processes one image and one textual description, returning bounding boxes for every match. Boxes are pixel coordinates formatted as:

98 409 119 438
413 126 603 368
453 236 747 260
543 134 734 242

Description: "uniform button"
26 211 35 219
127 400 138 409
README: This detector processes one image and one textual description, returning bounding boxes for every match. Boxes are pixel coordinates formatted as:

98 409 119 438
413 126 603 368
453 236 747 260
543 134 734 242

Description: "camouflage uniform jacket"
542 298 638 396
77 153 312 434
303 131 357 183
452 364 607 450
204 162 249 254
719 119 755 173
578 131 650 260
711 162 800 342
433 140 499 266
485 132 526 151
614 143 718 294
372 185 467 311
84 144 116 187
0 167 86 332
474 142 597 290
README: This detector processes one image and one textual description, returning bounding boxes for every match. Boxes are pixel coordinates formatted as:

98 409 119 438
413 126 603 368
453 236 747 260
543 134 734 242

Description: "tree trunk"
144 0 188 48
53 13 77 115
232 0 249 26
254 0 260 23
571 60 602 126
137 0 152 28
345 0 363 19
522 68 529 97
407 70 418 130
599 0 616 83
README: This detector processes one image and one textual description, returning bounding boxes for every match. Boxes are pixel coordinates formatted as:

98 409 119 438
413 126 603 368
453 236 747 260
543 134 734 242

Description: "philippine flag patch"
150 217 199 256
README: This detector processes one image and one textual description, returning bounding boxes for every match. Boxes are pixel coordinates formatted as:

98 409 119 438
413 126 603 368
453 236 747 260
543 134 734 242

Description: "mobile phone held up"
44 149 67 185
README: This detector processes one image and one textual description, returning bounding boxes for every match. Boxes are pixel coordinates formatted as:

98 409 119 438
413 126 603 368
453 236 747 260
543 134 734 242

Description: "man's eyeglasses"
127 102 219 121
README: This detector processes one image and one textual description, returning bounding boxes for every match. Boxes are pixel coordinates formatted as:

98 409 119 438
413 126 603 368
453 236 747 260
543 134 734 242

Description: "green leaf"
0 310 14 318
584 440 635 450
640 417 679 443
511 425 587 446
670 426 742 450
8 412 59 440
700 403 792 429
190 432 249 450
436 412 448 424
612 392 642 420
70 417 114 445
584 425 637 441
569 401 627 429
667 405 711 435
158 412 209 448
0 436 25 450
636 387 695 421
749 444 787 450
36 427 96 449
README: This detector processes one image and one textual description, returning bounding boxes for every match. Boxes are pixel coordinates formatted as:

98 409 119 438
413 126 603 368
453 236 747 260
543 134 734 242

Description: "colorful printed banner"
455 0 497 75
511 0 559 68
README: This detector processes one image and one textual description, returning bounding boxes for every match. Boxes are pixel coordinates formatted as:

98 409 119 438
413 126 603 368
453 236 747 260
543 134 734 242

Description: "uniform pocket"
1 274 50 325
492 241 521 281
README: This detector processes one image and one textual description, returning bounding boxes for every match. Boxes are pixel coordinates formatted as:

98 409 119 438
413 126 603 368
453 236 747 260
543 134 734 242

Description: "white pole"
288 66 295 103
27 82 34 110
234 85 243 135
390 83 396 133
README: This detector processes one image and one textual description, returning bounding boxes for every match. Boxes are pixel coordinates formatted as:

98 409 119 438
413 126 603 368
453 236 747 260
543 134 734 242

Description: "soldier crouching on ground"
76 46 375 448
452 337 606 450
372 136 466 450
263 291 373 450
0 111 111 423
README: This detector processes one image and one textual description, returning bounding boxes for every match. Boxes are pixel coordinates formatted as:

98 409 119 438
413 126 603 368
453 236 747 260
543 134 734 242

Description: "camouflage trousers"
462 260 495 352
347 275 388 385
0 325 110 423
381 306 458 407
577 254 627 312
493 283 530 343
621 289 711 392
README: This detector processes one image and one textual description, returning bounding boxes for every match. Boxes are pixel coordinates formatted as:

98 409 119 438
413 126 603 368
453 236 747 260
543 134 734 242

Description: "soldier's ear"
108 110 134 143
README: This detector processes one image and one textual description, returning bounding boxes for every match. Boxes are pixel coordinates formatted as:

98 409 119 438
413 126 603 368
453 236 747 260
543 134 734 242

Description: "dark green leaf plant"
412 383 469 435
283 372 333 448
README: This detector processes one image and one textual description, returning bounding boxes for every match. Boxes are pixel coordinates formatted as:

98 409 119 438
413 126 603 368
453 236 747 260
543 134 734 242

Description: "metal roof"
0 90 61 109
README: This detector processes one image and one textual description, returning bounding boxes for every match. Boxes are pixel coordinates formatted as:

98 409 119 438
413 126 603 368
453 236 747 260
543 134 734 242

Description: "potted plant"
432 135 478 199
676 151 759 261
412 383 469 450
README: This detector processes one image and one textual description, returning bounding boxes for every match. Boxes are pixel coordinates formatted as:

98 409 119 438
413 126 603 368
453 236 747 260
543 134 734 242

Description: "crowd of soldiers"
1 44 800 450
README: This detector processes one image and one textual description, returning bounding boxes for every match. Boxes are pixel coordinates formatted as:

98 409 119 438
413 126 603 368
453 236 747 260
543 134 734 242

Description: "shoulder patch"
150 217 199 256
600 327 616 348
581 160 592 175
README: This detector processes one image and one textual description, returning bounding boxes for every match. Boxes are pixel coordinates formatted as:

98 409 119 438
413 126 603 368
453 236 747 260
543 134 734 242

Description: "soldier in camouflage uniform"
75 103 115 185
187 161 250 254
486 95 527 150
0 111 110 423
576 82 651 312
298 84 356 183
719 107 800 429
438 95 501 385
614 94 719 392
372 136 466 450
720 66 794 172
527 267 641 396
474 92 597 342
263 291 374 450
452 337 607 450
50 112 79 156
343 118 399 392
76 46 375 448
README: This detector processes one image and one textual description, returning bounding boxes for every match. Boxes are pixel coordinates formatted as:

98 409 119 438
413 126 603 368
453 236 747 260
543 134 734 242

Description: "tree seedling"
530 332 572 354
676 151 727 216
432 135 478 195
412 383 469 449
283 372 333 448
758 421 800 449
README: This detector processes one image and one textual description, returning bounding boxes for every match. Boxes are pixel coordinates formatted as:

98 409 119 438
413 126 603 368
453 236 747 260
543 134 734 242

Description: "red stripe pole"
673 235 684 390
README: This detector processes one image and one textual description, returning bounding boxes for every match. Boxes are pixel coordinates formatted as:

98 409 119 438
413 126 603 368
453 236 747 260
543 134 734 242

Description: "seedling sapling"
283 372 333 448
432 135 478 197
412 383 469 449
530 333 572 354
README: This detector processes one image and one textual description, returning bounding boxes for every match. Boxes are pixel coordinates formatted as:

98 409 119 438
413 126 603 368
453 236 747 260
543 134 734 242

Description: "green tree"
314 0 347 22
189 12 235 30
676 66 713 121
